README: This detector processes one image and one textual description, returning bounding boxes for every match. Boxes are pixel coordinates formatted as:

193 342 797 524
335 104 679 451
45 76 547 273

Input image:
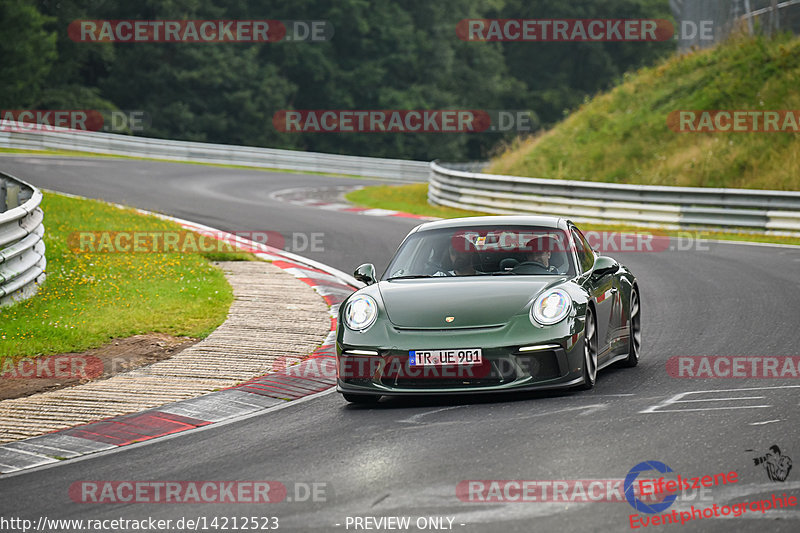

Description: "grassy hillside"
488 34 800 190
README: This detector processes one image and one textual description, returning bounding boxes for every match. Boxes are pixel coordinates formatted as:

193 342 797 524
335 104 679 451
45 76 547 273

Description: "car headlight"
344 294 378 331
530 289 572 325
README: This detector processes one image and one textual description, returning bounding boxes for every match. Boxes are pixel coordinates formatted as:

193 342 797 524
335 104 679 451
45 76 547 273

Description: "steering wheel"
499 258 520 271
512 261 552 274
423 259 445 274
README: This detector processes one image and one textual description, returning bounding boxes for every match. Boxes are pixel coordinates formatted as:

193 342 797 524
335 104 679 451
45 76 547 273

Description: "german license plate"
409 349 483 366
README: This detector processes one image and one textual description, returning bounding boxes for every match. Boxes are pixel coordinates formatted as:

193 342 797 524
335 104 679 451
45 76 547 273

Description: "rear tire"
342 393 381 404
579 307 598 390
621 287 641 368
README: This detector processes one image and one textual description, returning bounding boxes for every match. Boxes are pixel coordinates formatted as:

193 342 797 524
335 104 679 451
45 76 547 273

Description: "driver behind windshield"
434 236 477 276
521 236 559 273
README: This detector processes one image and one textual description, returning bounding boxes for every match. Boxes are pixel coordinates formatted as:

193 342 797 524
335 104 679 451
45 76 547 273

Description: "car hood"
377 277 564 328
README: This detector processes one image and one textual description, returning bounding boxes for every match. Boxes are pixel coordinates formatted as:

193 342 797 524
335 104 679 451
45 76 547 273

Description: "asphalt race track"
1 155 799 532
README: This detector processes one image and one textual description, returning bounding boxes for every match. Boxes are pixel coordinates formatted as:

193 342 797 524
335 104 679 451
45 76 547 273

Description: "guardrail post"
7 184 19 210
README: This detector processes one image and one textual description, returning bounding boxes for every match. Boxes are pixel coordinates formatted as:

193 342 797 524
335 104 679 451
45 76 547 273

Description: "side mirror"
354 263 377 285
591 256 619 279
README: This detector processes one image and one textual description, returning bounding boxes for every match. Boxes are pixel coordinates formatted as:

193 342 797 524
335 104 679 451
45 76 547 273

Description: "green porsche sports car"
336 216 640 403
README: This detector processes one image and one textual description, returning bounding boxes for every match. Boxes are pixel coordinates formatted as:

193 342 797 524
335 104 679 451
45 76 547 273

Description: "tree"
0 0 56 107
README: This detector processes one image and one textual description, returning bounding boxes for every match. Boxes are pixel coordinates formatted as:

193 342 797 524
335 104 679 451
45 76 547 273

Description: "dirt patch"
0 334 198 401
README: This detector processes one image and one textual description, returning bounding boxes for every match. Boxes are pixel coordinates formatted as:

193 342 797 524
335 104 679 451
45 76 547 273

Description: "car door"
571 228 615 358
580 229 627 356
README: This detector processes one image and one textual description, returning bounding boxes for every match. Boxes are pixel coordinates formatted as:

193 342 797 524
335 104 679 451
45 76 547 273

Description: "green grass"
345 182 800 247
0 148 104 157
347 184 491 219
0 192 257 358
344 35 800 248
488 33 800 191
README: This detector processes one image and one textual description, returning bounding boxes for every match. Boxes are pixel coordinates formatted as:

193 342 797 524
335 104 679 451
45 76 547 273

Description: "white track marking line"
640 385 800 414
398 406 467 425
675 396 765 403
651 406 772 412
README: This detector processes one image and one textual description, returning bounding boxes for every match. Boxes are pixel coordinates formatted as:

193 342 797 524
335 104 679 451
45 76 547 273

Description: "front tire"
342 393 381 404
580 307 598 390
621 287 641 368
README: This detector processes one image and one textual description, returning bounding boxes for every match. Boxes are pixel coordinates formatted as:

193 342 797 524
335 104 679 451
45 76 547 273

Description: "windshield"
383 226 575 279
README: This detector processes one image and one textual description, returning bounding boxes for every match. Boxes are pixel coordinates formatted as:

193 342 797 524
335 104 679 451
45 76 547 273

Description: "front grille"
382 377 505 388
343 378 373 386
380 359 507 389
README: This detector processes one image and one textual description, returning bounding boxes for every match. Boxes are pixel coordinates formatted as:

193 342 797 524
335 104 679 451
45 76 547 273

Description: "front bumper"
336 335 586 396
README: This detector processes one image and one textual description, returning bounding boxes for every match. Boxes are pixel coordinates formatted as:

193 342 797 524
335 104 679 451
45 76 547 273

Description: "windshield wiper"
386 275 435 281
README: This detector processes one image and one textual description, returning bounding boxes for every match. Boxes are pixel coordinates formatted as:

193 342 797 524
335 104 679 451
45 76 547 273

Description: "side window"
571 229 594 273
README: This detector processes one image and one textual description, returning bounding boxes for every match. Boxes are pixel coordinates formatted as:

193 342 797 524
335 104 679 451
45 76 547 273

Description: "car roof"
413 215 568 232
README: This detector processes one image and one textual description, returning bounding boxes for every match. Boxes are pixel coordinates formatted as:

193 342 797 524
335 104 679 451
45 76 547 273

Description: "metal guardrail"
429 161 800 235
4 121 798 235
0 121 429 182
672 0 800 52
0 173 46 307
